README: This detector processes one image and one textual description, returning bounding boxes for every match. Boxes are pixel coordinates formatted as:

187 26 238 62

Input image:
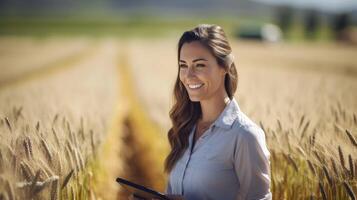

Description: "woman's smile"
188 83 204 89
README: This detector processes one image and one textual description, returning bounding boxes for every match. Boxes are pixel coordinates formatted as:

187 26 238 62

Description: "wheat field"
0 38 124 199
0 36 356 200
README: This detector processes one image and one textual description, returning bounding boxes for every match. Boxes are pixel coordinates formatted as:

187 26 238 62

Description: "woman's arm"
233 125 272 200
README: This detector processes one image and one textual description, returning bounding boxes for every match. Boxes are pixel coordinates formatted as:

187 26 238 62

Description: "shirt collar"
212 97 241 130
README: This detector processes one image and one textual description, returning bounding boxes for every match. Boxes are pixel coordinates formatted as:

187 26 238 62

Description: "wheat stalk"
56 152 63 176
0 149 3 173
330 157 339 177
20 161 34 182
5 179 14 200
319 181 327 200
345 129 357 147
343 181 356 200
322 165 333 187
300 121 310 141
30 170 41 197
14 106 23 121
298 114 305 130
338 145 346 170
5 117 12 133
76 150 85 171
90 129 96 155
313 150 324 165
23 137 33 160
11 154 17 175
35 121 40 132
52 128 61 148
64 145 75 171
80 117 85 140
307 159 316 176
72 148 82 172
39 165 50 179
40 138 53 164
277 119 282 131
296 146 306 157
52 113 59 126
61 169 74 190
283 153 298 172
259 121 266 134
348 154 354 178
38 158 55 176
72 129 79 148
50 178 58 200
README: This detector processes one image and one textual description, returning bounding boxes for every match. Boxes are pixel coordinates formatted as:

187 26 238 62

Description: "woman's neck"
199 91 230 124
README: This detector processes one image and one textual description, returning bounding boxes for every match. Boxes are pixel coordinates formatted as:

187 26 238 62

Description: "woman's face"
179 41 226 102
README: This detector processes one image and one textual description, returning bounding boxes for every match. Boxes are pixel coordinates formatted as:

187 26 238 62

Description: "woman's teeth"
188 84 204 89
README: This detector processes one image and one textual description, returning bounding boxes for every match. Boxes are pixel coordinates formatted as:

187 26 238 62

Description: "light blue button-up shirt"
165 98 272 200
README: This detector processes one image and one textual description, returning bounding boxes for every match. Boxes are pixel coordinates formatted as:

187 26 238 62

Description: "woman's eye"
196 64 205 67
179 65 187 69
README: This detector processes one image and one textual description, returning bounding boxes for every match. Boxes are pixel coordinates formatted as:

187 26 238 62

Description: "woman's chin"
188 95 203 102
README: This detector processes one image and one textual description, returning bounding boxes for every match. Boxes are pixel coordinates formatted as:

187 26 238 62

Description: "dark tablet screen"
116 177 170 200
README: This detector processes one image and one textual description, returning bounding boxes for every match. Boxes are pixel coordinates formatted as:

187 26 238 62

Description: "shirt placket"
192 124 215 153
178 125 196 195
179 124 216 194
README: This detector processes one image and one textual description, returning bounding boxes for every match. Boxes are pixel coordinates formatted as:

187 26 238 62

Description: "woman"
132 24 271 200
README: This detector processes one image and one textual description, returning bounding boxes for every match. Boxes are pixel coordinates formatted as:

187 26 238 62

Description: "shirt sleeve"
233 125 272 200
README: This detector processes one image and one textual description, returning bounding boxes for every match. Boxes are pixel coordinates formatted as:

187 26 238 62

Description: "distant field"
0 16 338 42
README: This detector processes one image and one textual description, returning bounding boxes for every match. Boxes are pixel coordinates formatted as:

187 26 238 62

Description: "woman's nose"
186 67 196 78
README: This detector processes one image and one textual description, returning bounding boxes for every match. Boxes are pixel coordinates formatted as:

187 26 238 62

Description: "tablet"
116 177 170 200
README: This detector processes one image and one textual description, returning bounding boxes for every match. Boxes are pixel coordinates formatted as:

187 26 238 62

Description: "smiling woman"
153 24 272 200
178 41 228 102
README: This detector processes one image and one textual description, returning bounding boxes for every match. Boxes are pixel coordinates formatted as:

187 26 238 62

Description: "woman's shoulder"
229 111 270 159
230 111 267 145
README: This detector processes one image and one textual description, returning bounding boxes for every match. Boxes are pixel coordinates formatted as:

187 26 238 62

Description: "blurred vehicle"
234 23 282 42
251 0 357 42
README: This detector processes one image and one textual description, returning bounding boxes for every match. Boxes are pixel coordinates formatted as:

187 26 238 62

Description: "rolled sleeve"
233 125 272 200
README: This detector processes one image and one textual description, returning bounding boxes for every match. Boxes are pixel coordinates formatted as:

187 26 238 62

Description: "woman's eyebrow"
179 58 208 63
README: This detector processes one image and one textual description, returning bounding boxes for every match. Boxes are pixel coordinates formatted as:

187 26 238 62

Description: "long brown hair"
164 24 238 173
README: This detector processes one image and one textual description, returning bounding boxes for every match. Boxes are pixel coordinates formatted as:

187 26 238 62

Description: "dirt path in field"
114 45 169 200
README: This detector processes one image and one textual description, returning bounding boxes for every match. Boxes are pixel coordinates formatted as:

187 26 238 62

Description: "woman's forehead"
180 41 213 61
